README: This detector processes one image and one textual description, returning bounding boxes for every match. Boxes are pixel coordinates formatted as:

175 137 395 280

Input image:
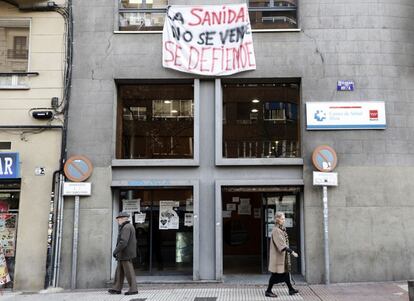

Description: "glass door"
262 192 301 274
119 187 193 275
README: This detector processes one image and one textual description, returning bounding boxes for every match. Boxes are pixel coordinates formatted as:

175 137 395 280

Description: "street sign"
63 182 91 196
337 80 354 91
64 155 93 182
313 172 338 186
312 145 338 172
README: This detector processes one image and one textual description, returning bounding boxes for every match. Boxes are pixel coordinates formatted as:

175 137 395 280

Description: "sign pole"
71 195 80 289
322 185 330 284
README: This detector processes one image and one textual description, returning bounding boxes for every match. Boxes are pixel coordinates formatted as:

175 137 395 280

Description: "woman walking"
265 212 299 298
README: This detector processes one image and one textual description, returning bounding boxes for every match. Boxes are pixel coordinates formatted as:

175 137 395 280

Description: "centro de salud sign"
162 4 256 76
0 153 19 179
306 101 386 130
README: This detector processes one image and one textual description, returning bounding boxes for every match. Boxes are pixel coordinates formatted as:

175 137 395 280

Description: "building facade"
0 0 67 291
62 0 414 289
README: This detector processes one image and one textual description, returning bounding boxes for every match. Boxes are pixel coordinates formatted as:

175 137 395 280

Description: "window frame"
215 78 303 166
247 0 299 31
114 0 300 33
0 18 33 89
112 79 200 166
117 0 168 33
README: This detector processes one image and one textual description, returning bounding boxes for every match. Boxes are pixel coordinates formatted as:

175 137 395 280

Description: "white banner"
162 4 256 76
306 101 386 130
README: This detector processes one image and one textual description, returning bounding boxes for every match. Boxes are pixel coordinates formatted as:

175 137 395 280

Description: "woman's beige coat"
268 226 288 273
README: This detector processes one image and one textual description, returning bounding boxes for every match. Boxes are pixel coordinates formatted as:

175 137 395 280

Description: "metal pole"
71 195 80 289
322 186 330 284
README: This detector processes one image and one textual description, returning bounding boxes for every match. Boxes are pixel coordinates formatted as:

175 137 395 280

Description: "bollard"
409 280 414 301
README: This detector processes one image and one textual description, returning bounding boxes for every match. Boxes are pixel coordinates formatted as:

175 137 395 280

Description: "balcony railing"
7 49 28 60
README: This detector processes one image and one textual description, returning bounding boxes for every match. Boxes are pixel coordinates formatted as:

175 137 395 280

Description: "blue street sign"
337 80 354 91
0 153 20 179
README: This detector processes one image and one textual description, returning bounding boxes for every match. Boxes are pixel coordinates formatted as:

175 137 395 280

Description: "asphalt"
0 282 409 301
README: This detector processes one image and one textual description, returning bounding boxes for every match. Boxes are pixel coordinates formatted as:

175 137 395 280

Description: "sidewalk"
0 282 409 301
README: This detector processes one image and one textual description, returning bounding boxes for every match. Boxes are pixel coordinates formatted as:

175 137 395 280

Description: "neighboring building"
62 0 414 289
0 0 67 291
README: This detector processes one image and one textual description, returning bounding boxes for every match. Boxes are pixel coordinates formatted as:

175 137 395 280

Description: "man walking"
108 211 138 295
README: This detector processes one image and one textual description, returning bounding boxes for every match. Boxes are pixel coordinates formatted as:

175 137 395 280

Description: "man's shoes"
265 291 278 298
108 289 121 294
125 291 138 295
289 288 299 295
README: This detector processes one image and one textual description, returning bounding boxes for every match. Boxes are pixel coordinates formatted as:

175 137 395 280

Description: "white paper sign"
222 210 232 218
285 217 293 228
306 101 386 130
159 201 179 230
232 197 240 203
238 204 251 215
134 213 146 224
63 182 91 196
123 199 140 212
163 4 256 76
186 199 193 212
184 213 194 227
266 208 274 222
254 208 261 219
226 203 236 211
240 198 250 206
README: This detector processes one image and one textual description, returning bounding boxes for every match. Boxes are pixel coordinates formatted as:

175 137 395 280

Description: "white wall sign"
35 167 45 176
122 199 140 212
63 182 91 196
162 4 256 76
306 101 386 130
313 172 338 186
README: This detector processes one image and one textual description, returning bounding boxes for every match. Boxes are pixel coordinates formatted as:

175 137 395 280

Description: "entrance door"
119 187 193 275
262 192 301 274
222 186 301 275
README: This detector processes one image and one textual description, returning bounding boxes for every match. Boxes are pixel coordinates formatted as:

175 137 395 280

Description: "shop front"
0 152 20 288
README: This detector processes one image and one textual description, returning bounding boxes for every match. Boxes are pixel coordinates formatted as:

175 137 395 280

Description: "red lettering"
239 44 247 68
202 12 211 26
211 47 221 73
189 8 203 26
200 47 210 72
245 42 256 67
225 48 233 71
174 44 182 66
188 46 200 70
164 41 175 63
235 7 245 23
232 47 240 69
227 9 236 24
212 11 222 25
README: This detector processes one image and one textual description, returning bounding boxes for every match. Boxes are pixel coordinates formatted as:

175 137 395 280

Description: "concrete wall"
0 1 65 291
66 0 414 287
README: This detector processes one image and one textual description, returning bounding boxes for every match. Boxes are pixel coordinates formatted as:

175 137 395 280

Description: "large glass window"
118 0 167 31
119 187 193 275
117 83 194 159
222 82 300 159
248 0 298 30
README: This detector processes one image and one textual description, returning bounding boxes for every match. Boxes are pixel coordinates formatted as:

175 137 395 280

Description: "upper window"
0 19 31 89
117 83 194 159
222 82 300 159
248 0 298 30
118 1 297 32
0 19 30 73
119 0 167 31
